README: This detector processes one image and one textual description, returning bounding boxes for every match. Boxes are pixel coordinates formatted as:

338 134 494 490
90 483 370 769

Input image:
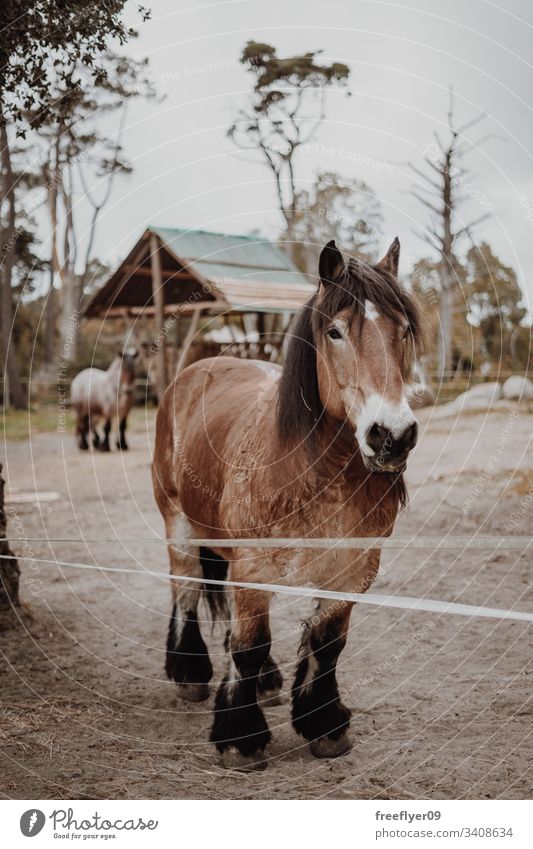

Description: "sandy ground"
1 403 532 800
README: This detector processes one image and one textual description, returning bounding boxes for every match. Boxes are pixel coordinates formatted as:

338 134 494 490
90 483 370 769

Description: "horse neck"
106 357 122 386
264 408 403 529
294 415 365 481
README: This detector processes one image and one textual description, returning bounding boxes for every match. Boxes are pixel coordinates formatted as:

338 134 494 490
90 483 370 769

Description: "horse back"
152 357 279 528
71 367 108 412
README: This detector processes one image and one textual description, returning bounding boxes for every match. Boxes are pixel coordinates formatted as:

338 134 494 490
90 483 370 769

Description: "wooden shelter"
84 226 314 399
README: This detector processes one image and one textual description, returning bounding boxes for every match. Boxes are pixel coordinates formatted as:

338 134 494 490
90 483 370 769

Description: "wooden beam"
94 300 227 318
150 233 167 401
124 264 194 280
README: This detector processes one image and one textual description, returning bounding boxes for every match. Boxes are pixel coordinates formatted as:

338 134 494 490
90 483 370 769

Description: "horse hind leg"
166 519 213 701
77 413 90 450
258 654 284 706
292 599 353 758
91 417 101 449
198 546 284 706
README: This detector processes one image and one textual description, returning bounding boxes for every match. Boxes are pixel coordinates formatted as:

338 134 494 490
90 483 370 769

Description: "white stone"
502 375 533 401
433 382 502 419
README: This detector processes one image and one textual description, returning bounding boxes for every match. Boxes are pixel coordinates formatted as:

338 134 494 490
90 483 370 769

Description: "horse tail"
199 546 229 621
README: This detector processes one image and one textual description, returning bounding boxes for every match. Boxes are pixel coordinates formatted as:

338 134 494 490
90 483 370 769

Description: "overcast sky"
71 0 533 309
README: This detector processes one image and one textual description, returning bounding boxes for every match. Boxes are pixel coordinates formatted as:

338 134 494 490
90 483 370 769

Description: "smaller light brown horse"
71 349 138 451
153 238 424 769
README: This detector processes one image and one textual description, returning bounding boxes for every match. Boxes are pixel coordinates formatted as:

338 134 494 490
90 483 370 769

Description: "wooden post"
0 464 19 609
150 233 167 402
172 314 182 376
176 309 201 375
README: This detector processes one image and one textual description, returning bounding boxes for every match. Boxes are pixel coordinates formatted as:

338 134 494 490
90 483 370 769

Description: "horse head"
117 347 138 393
278 238 424 473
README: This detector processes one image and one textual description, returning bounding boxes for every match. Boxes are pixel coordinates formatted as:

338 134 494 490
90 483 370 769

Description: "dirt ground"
1 403 532 800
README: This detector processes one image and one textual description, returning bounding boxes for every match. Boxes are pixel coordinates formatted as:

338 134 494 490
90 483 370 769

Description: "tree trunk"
0 463 19 609
43 263 56 364
0 121 26 409
59 268 80 363
58 168 80 361
439 151 455 380
439 272 454 378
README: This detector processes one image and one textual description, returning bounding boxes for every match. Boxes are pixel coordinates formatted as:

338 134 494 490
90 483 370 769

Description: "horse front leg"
166 524 213 702
211 587 272 770
292 598 353 758
116 416 128 450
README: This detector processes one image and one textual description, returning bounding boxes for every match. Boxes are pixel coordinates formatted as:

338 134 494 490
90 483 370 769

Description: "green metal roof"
84 225 316 318
151 226 310 286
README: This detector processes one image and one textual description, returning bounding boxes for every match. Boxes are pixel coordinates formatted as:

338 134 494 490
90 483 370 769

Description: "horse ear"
319 240 345 286
377 237 400 277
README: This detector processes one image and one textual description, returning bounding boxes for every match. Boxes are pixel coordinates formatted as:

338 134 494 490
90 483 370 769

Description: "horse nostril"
402 422 418 450
366 423 389 451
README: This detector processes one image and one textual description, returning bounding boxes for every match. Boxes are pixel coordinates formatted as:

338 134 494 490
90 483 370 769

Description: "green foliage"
240 41 349 108
408 244 530 370
465 242 528 366
0 1 151 127
229 41 350 241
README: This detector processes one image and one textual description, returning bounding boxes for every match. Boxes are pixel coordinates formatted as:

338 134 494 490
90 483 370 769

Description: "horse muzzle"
362 421 418 473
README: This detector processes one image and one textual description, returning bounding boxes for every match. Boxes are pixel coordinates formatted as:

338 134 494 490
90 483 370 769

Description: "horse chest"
265 544 382 594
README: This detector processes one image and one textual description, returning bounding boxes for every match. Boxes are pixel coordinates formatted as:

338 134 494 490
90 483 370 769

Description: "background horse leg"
257 653 284 705
211 587 272 770
100 418 111 451
91 417 100 449
165 517 212 701
77 413 89 450
292 599 353 758
116 417 128 450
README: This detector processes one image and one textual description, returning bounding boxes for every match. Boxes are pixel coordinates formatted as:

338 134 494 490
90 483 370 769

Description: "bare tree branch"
412 190 442 217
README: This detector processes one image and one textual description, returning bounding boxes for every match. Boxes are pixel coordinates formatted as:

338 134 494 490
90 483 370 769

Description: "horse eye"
326 327 343 341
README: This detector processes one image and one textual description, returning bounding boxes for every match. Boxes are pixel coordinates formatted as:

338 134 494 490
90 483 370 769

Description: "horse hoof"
221 747 267 771
116 442 128 451
100 443 110 452
258 688 284 706
310 732 352 759
79 442 89 451
177 683 210 702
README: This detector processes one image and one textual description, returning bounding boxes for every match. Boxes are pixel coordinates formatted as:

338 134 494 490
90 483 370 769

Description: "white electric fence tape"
1 540 532 624
1 534 533 549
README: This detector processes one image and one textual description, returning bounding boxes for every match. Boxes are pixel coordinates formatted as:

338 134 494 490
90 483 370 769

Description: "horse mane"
276 255 423 505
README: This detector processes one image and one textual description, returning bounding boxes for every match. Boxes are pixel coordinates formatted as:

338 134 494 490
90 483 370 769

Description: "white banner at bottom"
1 799 532 848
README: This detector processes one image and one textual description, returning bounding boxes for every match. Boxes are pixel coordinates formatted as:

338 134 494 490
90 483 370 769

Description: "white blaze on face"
364 300 379 321
356 392 416 457
327 301 417 459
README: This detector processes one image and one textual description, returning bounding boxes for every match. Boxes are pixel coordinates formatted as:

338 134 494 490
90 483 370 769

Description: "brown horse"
152 239 423 769
71 349 138 451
